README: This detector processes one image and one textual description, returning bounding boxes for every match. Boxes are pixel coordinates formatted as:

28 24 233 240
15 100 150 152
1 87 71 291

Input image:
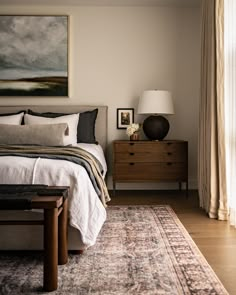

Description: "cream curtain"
224 0 236 227
198 0 228 220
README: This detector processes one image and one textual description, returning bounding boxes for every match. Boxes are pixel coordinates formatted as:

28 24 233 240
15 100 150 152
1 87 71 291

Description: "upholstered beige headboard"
0 105 108 152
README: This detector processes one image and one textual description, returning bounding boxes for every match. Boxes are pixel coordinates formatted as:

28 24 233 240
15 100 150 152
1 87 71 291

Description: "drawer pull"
129 143 135 146
167 142 172 145
167 152 172 155
130 153 134 156
129 163 135 165
167 162 173 166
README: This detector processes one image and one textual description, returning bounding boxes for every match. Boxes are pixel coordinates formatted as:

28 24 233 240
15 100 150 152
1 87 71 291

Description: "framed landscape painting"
0 15 68 96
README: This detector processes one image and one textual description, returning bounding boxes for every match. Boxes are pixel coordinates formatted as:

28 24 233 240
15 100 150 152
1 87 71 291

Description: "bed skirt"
0 210 86 251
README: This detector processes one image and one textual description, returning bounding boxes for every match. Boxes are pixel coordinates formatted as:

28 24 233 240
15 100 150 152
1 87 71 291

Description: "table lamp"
138 90 174 140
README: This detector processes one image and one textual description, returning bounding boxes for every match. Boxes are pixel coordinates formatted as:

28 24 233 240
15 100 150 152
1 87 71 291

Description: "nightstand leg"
179 182 182 191
113 182 116 197
186 181 189 198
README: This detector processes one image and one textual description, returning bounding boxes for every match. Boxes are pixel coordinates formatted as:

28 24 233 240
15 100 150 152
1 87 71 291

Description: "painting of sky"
0 15 68 96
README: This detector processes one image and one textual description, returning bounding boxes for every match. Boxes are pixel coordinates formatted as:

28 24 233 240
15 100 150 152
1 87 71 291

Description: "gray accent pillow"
27 109 98 144
0 123 69 146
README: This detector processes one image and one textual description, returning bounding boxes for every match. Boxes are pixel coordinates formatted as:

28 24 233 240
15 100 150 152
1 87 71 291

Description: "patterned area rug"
0 205 229 294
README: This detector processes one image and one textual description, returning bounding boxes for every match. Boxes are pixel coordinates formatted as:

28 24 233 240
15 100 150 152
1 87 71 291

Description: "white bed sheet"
0 144 107 248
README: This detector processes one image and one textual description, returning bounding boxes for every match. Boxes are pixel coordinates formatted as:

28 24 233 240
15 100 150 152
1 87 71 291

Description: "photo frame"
117 108 134 129
0 15 69 97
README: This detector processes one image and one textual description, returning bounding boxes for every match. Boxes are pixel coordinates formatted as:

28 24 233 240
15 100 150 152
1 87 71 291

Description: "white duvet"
0 144 107 248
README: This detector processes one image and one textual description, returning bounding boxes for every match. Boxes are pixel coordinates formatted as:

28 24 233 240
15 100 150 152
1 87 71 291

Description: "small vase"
130 132 139 141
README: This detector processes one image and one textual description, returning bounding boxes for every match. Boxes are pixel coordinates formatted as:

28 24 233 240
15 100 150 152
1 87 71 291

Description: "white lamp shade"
138 90 174 115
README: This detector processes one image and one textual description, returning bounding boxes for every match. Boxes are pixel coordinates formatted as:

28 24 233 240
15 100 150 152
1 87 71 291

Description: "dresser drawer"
114 141 187 155
115 151 186 163
114 163 187 181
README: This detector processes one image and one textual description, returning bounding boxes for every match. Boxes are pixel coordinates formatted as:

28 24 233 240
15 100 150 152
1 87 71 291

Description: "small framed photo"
117 108 134 129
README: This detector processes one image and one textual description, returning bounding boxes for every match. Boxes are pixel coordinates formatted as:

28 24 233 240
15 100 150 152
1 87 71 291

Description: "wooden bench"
0 184 69 292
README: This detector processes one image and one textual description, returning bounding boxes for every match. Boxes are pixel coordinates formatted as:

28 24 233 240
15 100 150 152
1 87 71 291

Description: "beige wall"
0 5 200 189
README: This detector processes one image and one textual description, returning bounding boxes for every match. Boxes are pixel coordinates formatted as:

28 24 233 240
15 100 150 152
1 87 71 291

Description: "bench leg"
58 198 68 265
44 208 58 292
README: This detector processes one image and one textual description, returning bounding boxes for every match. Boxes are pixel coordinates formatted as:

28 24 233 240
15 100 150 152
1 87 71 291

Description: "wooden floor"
109 190 236 295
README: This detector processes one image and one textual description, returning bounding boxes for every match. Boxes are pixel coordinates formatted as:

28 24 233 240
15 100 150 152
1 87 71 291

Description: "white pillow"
24 113 80 145
0 112 24 125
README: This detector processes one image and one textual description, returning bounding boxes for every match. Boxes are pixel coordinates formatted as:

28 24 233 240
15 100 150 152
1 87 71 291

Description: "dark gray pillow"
27 109 98 144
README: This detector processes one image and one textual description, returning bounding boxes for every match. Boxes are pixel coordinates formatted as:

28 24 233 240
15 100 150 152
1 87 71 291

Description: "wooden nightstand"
113 140 188 195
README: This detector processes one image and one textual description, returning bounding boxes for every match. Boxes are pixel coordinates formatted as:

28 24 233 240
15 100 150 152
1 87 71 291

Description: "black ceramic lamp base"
143 115 169 140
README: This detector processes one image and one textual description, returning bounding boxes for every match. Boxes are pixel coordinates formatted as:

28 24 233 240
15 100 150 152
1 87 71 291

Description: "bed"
0 105 109 251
